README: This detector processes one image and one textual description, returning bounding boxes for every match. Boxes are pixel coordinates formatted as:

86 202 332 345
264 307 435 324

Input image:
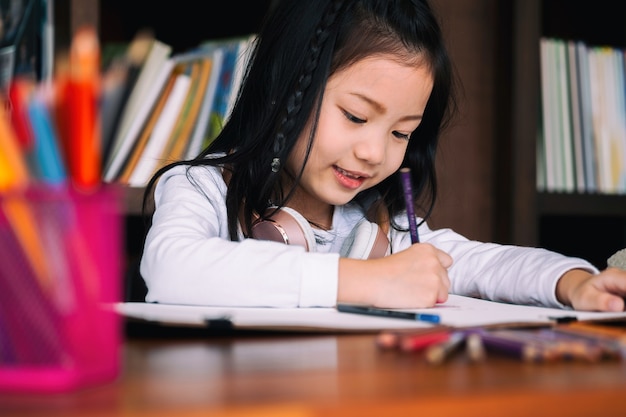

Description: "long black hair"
143 0 457 241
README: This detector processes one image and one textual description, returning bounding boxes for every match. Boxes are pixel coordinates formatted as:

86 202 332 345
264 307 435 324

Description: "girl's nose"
354 134 386 165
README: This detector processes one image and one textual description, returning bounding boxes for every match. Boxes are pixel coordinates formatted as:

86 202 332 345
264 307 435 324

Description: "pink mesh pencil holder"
0 185 124 393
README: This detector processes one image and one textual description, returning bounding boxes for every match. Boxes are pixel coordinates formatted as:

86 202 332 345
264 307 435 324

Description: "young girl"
140 0 626 311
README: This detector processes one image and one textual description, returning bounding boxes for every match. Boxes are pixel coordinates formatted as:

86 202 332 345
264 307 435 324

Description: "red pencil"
67 26 101 191
400 330 451 352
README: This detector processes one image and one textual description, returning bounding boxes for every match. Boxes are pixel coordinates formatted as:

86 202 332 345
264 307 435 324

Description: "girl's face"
286 54 434 215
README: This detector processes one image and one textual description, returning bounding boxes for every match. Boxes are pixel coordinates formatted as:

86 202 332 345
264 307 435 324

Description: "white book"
589 48 614 193
566 40 585 193
539 38 558 192
555 39 574 192
587 48 604 191
613 49 626 192
607 48 626 193
224 34 256 119
103 40 172 181
103 58 176 182
127 73 192 187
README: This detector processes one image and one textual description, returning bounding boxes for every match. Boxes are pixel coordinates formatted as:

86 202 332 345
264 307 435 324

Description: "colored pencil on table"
465 332 486 362
399 330 451 352
425 331 466 365
376 327 451 350
475 329 558 362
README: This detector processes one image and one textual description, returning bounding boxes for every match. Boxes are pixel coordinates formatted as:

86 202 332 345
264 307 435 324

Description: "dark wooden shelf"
538 193 626 217
122 186 148 217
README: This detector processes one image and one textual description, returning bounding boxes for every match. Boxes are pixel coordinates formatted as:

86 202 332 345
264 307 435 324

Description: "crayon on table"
552 325 624 358
564 321 626 341
400 330 450 352
535 328 606 362
494 328 602 362
425 331 466 365
476 330 558 362
376 327 452 350
465 332 486 362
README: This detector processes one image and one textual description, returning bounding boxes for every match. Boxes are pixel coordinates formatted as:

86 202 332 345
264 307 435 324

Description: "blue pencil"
28 95 67 186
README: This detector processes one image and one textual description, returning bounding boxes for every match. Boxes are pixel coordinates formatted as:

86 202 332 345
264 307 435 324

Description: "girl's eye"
393 131 411 141
343 110 366 124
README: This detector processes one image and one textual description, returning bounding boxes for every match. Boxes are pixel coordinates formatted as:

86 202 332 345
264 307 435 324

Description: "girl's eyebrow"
349 92 423 122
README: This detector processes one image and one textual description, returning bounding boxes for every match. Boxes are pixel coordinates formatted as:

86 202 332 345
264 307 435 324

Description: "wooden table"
2 325 626 417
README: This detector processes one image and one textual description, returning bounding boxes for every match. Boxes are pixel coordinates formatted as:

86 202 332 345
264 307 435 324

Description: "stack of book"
538 37 626 195
101 32 256 187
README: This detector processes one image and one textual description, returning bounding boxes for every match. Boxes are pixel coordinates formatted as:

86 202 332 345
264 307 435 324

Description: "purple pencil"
399 167 419 243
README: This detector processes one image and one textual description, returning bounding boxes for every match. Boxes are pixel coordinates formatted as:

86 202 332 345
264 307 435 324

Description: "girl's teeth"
338 168 360 179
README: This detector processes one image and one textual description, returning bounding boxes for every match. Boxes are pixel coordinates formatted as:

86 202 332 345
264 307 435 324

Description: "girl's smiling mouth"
333 166 368 189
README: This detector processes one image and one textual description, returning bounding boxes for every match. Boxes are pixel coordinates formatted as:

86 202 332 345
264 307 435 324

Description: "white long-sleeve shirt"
140 164 598 308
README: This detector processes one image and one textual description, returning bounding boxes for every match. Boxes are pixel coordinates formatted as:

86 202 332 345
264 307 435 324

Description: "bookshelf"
508 0 626 268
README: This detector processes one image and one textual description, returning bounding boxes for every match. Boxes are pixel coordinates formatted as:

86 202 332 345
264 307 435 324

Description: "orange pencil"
0 96 29 191
67 26 101 191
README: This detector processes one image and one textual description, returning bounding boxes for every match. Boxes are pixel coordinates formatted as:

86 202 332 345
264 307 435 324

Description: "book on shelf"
126 67 192 187
102 38 173 182
224 35 255 119
587 46 623 194
100 31 155 165
574 40 597 193
184 47 224 160
159 55 213 165
539 37 558 192
554 38 575 193
101 34 256 186
566 40 586 194
116 62 179 185
201 35 256 150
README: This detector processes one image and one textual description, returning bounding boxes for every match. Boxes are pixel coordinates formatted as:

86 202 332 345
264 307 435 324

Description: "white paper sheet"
116 294 626 332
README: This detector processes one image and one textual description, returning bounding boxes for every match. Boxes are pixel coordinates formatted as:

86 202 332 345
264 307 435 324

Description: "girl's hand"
556 268 626 311
338 243 452 309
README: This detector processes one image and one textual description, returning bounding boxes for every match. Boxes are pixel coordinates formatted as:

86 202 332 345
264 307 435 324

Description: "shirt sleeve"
140 165 339 307
390 218 599 309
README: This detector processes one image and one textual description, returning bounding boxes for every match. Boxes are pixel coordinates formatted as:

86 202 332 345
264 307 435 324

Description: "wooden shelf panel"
122 186 148 216
538 192 626 217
